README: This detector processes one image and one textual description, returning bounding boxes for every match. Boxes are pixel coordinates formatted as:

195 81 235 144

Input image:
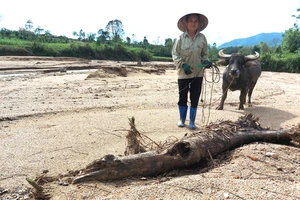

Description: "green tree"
271 38 280 47
143 36 149 49
86 32 96 41
164 38 173 55
44 30 51 36
126 37 131 44
105 20 124 42
292 8 300 22
281 8 300 53
253 44 260 53
131 34 137 44
0 28 12 38
18 27 35 40
238 46 254 55
34 26 44 35
208 43 218 62
25 19 34 31
259 42 271 54
78 29 85 41
153 36 162 45
97 29 109 43
73 31 78 38
281 23 300 53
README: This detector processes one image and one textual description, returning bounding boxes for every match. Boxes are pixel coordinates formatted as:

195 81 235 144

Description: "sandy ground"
0 56 299 199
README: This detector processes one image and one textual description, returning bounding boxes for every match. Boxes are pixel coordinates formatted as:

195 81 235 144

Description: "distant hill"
217 32 284 49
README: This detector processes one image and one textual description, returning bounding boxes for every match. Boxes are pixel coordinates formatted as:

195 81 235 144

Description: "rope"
200 63 220 125
200 64 236 126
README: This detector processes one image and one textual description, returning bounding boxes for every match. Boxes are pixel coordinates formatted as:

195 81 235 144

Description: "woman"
172 12 211 129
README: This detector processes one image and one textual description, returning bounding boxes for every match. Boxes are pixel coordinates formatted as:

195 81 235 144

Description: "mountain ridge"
217 32 284 49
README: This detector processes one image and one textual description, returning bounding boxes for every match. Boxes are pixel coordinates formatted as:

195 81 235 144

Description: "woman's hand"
197 60 212 68
182 63 192 75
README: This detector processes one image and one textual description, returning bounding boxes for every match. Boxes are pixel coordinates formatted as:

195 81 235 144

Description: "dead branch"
73 114 295 184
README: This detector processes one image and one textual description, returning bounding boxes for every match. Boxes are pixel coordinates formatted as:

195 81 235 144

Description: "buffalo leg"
216 88 228 110
239 89 247 110
247 81 257 107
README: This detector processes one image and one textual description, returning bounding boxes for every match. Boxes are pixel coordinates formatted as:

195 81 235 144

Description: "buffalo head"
218 50 260 78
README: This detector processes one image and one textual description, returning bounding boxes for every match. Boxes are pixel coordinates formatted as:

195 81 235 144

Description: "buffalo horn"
218 49 231 59
245 51 260 60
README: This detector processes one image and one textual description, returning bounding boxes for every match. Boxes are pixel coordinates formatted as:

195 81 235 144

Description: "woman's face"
186 15 199 32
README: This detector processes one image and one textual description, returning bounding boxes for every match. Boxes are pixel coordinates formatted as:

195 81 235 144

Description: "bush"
60 46 76 57
99 44 115 60
153 56 173 62
0 46 32 56
30 42 59 56
136 49 153 61
113 44 136 61
260 52 300 73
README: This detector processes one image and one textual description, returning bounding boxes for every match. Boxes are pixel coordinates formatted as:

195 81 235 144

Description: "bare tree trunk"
73 128 292 184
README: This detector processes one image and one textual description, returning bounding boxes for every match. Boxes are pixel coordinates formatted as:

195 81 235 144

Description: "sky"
0 0 299 46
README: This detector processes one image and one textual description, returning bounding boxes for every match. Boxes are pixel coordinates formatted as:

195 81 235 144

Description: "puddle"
0 73 38 77
66 69 97 74
0 68 98 78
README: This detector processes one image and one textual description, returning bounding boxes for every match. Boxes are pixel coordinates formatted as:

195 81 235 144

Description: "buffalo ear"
224 59 229 65
244 60 259 67
217 59 229 66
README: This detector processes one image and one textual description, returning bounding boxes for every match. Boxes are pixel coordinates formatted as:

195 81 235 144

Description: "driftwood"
73 114 299 184
124 117 147 155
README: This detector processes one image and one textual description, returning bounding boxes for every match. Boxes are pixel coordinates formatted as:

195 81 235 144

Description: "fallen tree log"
73 114 299 184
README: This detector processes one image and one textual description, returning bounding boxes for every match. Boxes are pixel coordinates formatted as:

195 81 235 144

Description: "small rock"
265 152 279 159
224 192 229 198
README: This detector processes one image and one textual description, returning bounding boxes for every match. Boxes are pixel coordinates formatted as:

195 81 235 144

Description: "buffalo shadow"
240 105 297 129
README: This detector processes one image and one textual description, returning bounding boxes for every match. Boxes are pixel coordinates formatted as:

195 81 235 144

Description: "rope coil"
200 62 221 125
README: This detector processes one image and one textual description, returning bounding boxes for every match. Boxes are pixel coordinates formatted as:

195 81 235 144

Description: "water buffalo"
216 49 261 110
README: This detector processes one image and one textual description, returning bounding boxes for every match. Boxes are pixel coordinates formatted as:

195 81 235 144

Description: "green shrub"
261 52 300 73
134 48 152 61
0 46 32 56
100 44 115 60
0 38 32 47
153 56 173 62
113 44 134 61
29 42 59 56
59 43 94 58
